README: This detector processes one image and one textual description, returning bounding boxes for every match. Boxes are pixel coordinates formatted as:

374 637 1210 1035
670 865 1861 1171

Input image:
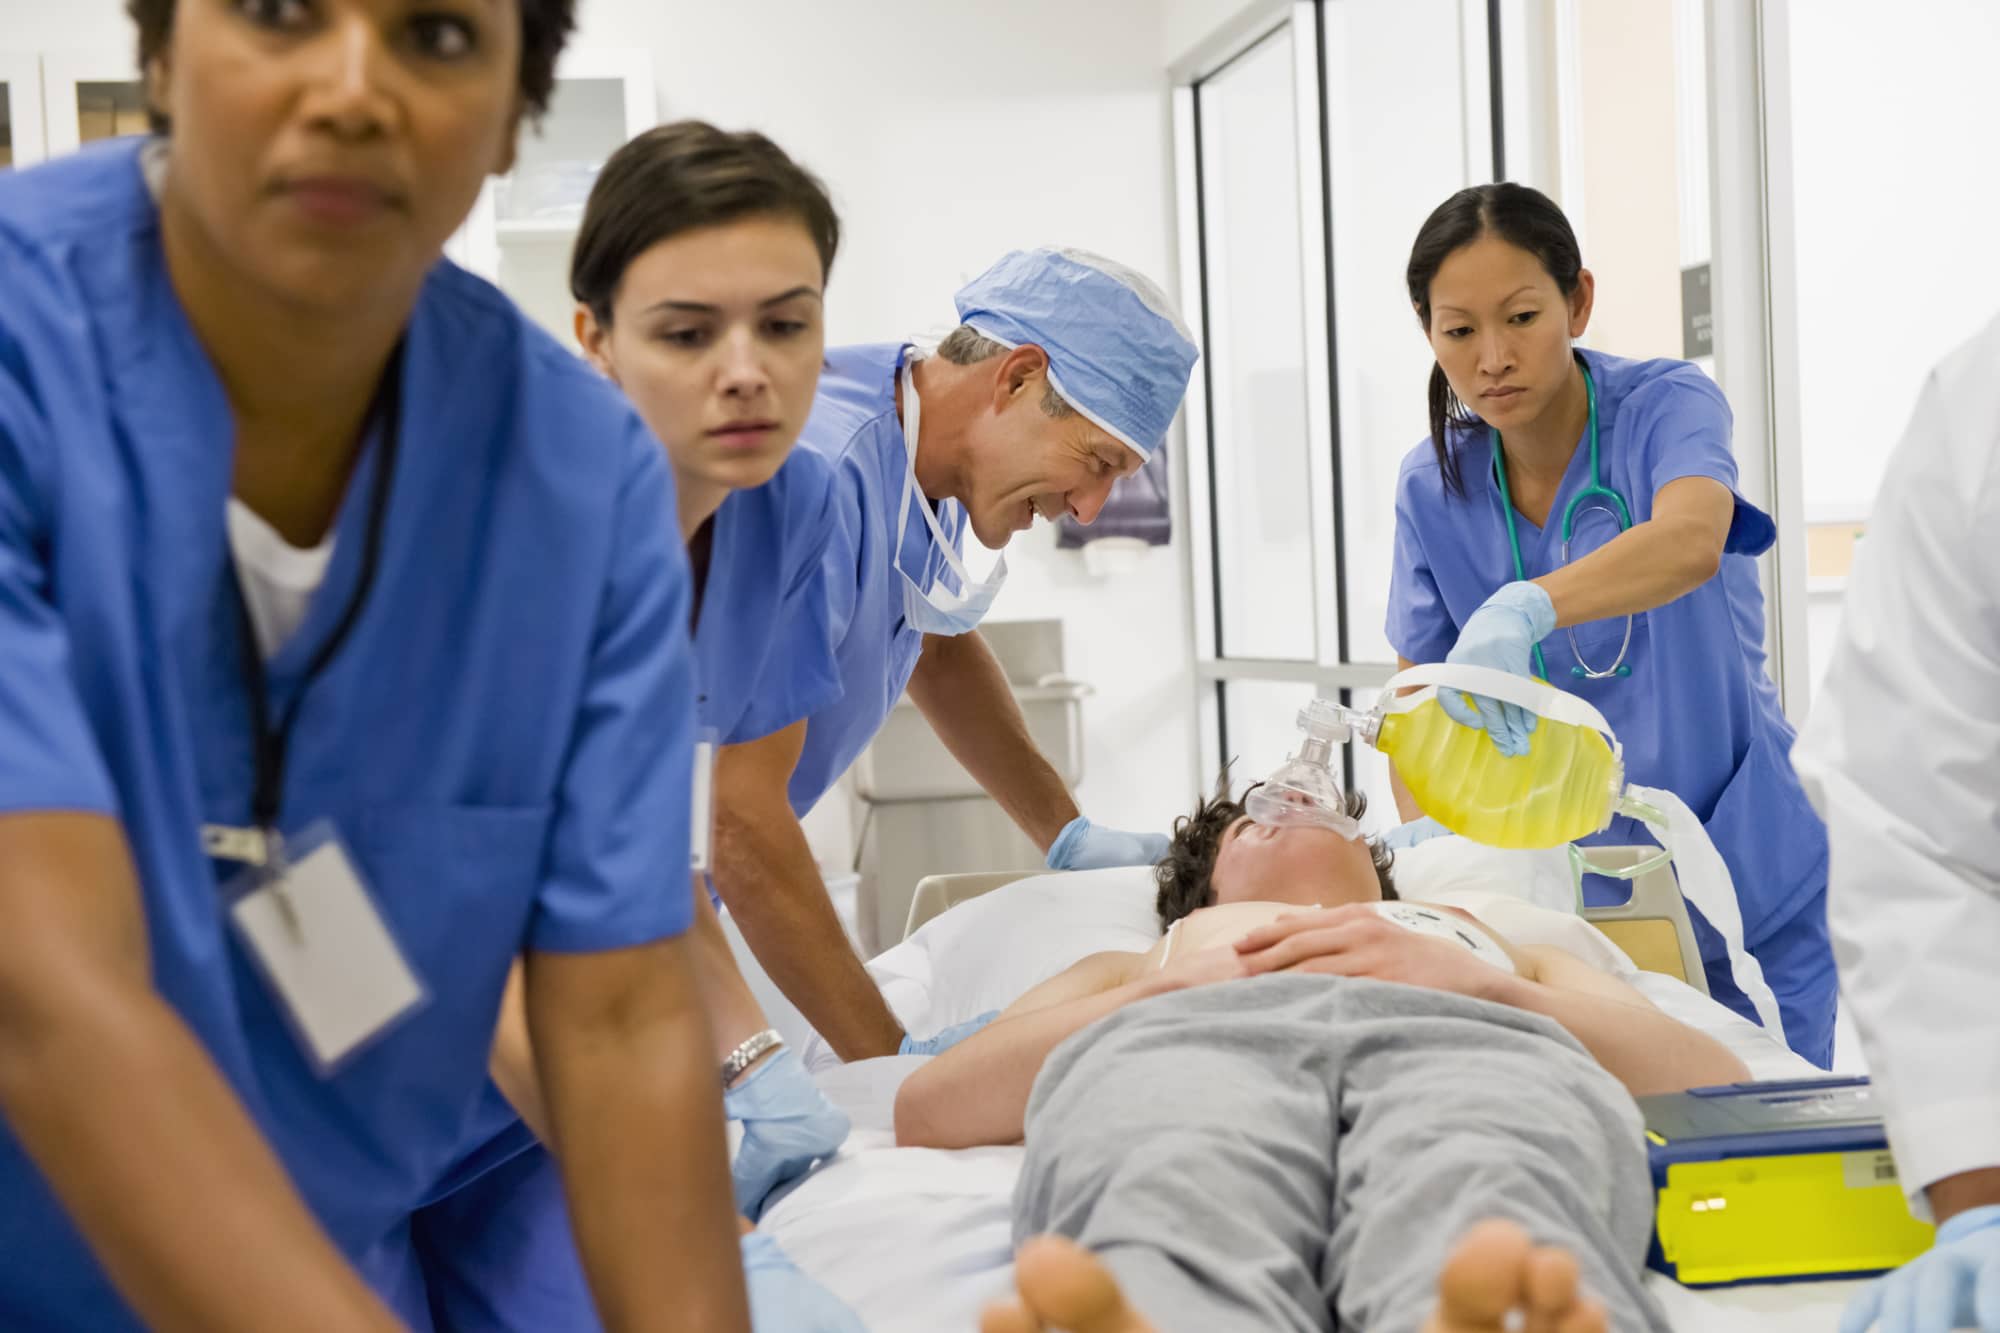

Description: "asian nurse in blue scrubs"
0 2 747 1329
402 122 863 1331
1385 182 1834 1066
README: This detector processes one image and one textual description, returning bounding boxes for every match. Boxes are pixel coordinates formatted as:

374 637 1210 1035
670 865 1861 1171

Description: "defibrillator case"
1639 1076 1936 1286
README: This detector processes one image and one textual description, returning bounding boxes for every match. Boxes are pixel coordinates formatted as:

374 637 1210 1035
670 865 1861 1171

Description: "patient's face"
1208 816 1382 909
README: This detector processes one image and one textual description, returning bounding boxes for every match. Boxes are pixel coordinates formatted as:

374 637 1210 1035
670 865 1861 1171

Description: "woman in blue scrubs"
1387 183 1834 1066
405 123 863 1331
0 3 746 1329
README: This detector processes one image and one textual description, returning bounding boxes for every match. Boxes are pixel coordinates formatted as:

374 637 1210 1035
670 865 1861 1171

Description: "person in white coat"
1792 314 2000 1333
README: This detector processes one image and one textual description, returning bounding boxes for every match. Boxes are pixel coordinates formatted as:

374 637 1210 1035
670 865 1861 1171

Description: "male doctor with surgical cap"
710 248 1199 1061
1792 313 2000 1333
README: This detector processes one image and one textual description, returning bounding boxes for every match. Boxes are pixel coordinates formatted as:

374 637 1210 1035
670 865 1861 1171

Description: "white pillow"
1390 834 1576 914
870 866 1159 1031
798 840 1595 1072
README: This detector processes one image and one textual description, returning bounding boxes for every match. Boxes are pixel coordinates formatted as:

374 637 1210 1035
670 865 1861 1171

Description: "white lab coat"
1793 312 2000 1221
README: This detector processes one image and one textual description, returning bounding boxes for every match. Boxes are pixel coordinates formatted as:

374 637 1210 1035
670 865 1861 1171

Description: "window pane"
1323 0 1494 666
1198 27 1317 662
1219 680 1318 790
1506 0 1715 368
1785 0 2000 703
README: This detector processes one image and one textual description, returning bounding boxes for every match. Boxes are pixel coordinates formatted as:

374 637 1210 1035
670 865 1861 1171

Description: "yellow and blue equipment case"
1640 1076 1936 1286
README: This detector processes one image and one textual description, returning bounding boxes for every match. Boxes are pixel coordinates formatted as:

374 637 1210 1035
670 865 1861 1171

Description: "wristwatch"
721 1028 785 1088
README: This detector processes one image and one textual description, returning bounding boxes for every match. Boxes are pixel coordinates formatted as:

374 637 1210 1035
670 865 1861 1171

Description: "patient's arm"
1502 944 1750 1096
1234 907 1750 1098
895 947 1239 1149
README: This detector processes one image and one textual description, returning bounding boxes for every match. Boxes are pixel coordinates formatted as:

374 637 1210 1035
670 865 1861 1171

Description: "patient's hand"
1156 942 1254 994
1232 905 1514 1002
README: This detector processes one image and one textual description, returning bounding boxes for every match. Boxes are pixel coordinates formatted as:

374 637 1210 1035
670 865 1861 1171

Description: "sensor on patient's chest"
1360 901 1516 974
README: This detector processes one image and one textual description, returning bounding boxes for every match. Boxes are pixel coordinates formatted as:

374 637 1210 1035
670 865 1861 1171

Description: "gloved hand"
1381 815 1453 851
899 1009 1001 1058
724 1049 850 1223
1439 580 1557 758
1046 815 1171 871
1841 1205 2000 1333
742 1230 867 1333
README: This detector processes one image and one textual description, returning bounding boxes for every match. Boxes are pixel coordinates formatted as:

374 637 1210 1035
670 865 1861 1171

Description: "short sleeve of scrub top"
1385 448 1465 666
527 424 698 953
719 449 844 747
1615 364 1775 556
0 250 118 818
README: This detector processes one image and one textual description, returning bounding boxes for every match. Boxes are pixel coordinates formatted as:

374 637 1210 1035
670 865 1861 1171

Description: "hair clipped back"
1154 771 1397 930
1405 182 1583 497
125 0 578 133
570 120 840 326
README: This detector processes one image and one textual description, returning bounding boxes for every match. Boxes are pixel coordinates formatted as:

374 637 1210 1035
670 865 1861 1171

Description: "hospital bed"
764 855 1866 1331
903 849 1712 990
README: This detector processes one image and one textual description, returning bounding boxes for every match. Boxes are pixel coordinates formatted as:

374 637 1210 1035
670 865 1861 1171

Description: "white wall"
0 1 130 52
1 0 1201 851
560 0 1199 849
1162 0 1280 68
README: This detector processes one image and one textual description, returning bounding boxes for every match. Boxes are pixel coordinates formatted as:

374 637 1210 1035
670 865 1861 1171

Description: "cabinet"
40 52 147 158
0 54 48 170
444 48 657 346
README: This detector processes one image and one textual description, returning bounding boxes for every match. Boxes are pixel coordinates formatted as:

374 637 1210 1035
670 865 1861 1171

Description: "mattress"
761 1057 1865 1332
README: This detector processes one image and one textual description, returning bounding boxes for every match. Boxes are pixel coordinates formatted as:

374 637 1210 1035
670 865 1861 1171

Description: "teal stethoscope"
1490 362 1635 682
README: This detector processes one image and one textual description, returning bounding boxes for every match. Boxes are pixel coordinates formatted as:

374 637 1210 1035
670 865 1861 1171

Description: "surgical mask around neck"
893 358 1008 637
1246 700 1360 838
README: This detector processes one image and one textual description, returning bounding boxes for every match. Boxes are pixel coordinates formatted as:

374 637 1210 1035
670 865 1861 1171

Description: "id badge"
223 819 427 1075
690 727 719 876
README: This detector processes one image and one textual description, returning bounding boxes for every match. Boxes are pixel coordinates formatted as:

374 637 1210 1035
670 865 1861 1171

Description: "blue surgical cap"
953 247 1200 459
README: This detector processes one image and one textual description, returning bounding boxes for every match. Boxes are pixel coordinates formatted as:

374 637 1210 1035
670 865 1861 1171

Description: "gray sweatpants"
1013 975 1670 1333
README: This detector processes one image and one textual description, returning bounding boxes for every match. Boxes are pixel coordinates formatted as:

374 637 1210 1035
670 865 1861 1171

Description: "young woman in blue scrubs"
402 123 863 1332
1387 183 1834 1066
0 2 746 1329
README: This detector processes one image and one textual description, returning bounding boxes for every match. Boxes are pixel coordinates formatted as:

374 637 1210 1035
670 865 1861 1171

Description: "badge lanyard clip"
204 346 405 948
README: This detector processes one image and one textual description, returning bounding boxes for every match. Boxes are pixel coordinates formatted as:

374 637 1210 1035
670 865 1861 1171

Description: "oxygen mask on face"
1245 699 1362 838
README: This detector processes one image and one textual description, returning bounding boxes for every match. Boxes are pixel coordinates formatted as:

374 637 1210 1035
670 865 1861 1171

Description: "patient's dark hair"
1153 771 1397 929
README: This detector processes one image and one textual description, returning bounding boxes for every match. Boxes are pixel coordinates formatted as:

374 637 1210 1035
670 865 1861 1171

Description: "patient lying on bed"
895 781 1749 1333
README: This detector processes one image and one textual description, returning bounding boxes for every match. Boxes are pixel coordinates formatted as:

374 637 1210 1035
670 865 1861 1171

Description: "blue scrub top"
0 141 697 1329
1386 349 1827 946
415 443 847 1280
787 342 968 813
694 447 845 748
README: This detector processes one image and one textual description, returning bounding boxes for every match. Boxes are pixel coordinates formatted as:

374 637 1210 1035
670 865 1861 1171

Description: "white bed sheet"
777 865 1861 1328
764 1058 1863 1333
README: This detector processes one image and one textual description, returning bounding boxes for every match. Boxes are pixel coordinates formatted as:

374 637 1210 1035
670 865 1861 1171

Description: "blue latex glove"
724 1049 850 1223
1381 815 1453 851
899 1009 1001 1058
1046 815 1171 871
1842 1205 2000 1333
742 1230 867 1333
1438 580 1557 758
